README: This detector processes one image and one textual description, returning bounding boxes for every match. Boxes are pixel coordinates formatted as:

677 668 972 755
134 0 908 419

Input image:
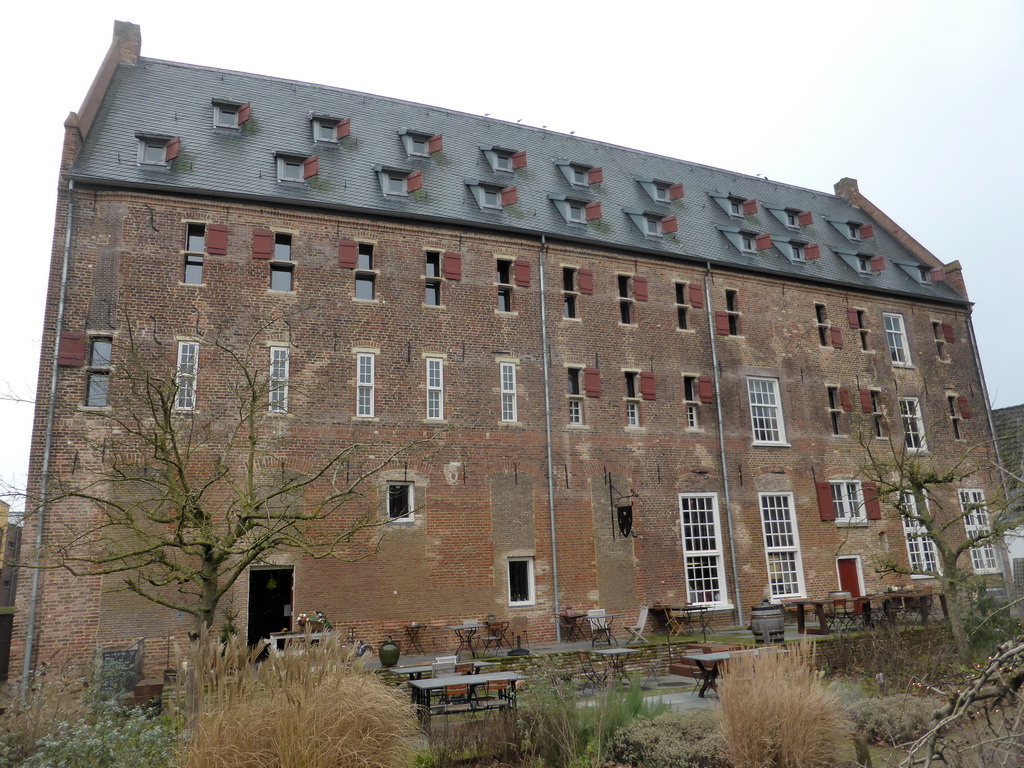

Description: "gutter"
537 235 562 641
23 179 76 694
704 263 743 622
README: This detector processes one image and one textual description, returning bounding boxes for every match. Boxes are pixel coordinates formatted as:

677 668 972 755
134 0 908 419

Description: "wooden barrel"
750 603 785 644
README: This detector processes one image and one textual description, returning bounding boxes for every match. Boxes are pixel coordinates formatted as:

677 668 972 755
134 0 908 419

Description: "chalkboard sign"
99 649 138 695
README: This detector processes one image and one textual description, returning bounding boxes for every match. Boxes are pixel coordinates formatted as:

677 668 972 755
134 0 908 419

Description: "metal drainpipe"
538 235 562 641
966 312 1012 579
704 263 743 622
23 179 76 693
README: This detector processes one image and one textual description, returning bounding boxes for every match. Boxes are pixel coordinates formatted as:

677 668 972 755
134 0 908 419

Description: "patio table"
386 660 495 681
556 612 588 642
408 671 525 723
683 651 732 697
592 647 642 682
445 623 488 658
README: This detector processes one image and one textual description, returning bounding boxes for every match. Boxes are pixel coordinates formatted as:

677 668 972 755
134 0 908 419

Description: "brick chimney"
75 21 142 140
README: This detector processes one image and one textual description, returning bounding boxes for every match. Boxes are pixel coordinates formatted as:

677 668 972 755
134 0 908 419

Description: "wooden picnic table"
408 671 525 723
683 651 732 697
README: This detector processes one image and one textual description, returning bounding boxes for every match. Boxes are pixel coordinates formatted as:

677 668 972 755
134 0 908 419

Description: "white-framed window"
357 352 375 418
86 337 113 408
500 362 518 422
478 185 502 209
883 313 911 366
729 198 742 216
277 155 305 182
269 346 289 413
759 493 805 599
747 377 786 444
426 357 444 420
387 482 414 521
900 492 940 576
567 201 586 223
405 134 430 157
653 182 671 202
960 489 999 573
508 557 535 605
683 375 699 429
831 480 865 524
679 494 728 605
570 165 589 186
643 216 662 236
785 210 799 227
624 371 640 427
857 256 872 274
847 223 862 240
900 397 927 453
175 341 199 411
384 171 408 196
740 235 756 253
138 137 170 165
567 367 583 425
213 102 240 128
312 118 338 143
493 151 513 172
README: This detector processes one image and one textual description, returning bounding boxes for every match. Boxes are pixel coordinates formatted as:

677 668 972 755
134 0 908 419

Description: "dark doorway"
247 568 293 646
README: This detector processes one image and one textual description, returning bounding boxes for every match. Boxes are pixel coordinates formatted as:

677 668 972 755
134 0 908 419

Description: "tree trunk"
190 557 220 640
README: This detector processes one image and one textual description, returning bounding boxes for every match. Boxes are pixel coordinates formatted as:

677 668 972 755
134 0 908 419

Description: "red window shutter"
251 228 274 260
805 243 821 260
407 171 423 192
798 211 813 227
338 239 358 269
742 199 758 215
714 311 731 335
303 155 319 179
514 259 531 287
512 151 527 169
830 326 844 349
237 102 251 124
633 276 648 302
640 371 656 401
929 267 946 282
428 134 443 153
859 224 875 239
816 482 836 522
336 119 351 139
57 332 87 367
578 268 594 295
585 201 602 221
669 183 685 200
164 137 180 162
958 395 972 419
206 224 228 255
661 215 678 234
942 322 955 344
755 233 772 250
588 167 603 184
859 389 873 413
689 283 704 308
847 308 861 329
697 376 714 404
443 251 462 280
863 482 882 520
870 255 886 272
839 387 853 412
583 368 602 397
501 186 518 206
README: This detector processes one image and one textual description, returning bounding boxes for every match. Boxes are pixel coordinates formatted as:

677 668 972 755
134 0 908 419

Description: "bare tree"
28 313 437 639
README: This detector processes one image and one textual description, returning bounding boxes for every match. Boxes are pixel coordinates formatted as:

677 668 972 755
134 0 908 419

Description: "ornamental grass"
179 631 419 768
717 642 850 768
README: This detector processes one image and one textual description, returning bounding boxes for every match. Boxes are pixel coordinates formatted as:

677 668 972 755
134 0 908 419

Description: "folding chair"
482 621 511 651
666 607 692 637
454 662 475 675
640 644 668 688
474 678 511 710
440 681 472 713
826 596 859 632
431 658 457 677
577 650 607 694
587 608 616 647
625 607 649 645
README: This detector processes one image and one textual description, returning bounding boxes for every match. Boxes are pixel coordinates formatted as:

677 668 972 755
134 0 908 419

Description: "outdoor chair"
625 607 649 644
826 594 859 632
666 607 692 637
440 681 472 713
577 650 607 694
482 620 511 651
454 662 475 675
474 678 511 710
431 658 457 677
587 608 616 647
640 644 669 688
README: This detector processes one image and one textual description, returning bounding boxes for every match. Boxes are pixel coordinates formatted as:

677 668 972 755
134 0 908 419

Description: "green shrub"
848 694 937 746
611 710 727 768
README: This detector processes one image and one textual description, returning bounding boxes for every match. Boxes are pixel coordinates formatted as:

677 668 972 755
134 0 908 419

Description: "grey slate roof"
71 57 967 306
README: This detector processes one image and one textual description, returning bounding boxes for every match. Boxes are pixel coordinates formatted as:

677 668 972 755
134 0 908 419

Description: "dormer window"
137 135 178 166
644 216 662 236
310 115 348 143
477 185 502 209
558 161 602 187
213 101 249 129
857 256 871 273
401 130 441 157
741 235 755 253
848 223 862 240
790 242 805 261
409 135 429 156
638 179 683 204
385 171 407 195
571 165 588 185
494 151 513 172
785 210 799 227
567 201 586 223
654 183 670 202
729 198 743 216
276 153 317 183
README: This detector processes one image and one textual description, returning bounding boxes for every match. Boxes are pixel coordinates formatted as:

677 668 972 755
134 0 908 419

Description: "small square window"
274 233 292 261
481 187 501 209
741 235 755 253
785 210 799 227
494 152 513 172
654 183 670 202
214 103 239 128
848 223 862 240
644 217 662 236
277 156 304 182
567 202 586 223
571 166 588 185
729 199 743 216
408 136 429 157
312 118 337 143
791 243 805 261
857 256 872 274
139 138 168 165
385 172 407 196
388 483 414 520
270 264 293 292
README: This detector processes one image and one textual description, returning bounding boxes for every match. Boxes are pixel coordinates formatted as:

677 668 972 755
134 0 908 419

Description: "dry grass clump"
180 631 419 768
717 643 850 768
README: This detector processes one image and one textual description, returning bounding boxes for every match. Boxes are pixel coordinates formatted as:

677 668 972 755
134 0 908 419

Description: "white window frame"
567 367 583 425
883 313 911 366
785 210 799 227
383 171 408 196
500 362 518 422
426 357 444 420
507 557 536 606
729 199 742 216
478 185 502 209
312 118 337 143
357 352 375 418
741 235 756 253
653 183 670 202
387 481 414 522
900 492 940 576
683 376 699 429
747 377 787 445
493 151 513 172
848 223 862 240
831 480 866 525
269 346 289 413
175 341 199 411
679 494 729 606
276 156 305 182
643 216 663 236
960 489 999 574
138 137 169 166
567 201 586 223
570 166 588 186
624 371 640 427
406 134 430 157
899 397 927 453
758 493 805 600
213 103 239 129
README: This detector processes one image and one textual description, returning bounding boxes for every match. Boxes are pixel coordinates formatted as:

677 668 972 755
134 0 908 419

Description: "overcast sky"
2 1 1022 525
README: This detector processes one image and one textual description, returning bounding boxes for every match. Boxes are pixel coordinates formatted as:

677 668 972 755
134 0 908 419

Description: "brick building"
14 22 1006 677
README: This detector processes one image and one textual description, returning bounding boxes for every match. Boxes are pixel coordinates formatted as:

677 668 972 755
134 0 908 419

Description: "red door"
837 558 863 613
